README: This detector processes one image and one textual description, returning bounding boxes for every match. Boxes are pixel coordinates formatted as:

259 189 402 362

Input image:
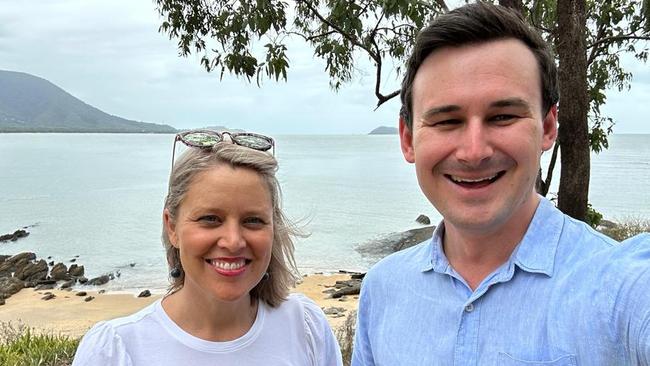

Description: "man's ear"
399 116 416 163
163 209 178 248
541 105 558 152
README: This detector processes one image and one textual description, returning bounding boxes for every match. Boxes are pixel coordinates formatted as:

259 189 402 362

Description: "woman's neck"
161 288 259 342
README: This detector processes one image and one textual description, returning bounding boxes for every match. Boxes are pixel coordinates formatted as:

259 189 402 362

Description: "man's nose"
455 120 494 167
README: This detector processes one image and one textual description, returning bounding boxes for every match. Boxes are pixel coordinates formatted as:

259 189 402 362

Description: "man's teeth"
450 173 498 183
210 259 246 271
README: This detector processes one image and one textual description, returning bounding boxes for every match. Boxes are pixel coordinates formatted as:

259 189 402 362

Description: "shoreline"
0 273 358 338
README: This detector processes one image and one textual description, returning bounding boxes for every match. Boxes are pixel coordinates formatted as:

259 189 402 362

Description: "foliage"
0 322 79 366
586 203 603 228
155 0 446 106
599 216 650 240
156 0 650 218
335 310 357 366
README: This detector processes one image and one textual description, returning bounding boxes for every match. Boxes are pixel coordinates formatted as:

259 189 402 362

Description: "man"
352 3 650 365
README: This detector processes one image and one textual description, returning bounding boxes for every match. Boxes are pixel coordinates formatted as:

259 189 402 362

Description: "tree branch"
433 0 449 12
297 0 380 61
588 35 650 51
541 141 560 196
375 89 401 110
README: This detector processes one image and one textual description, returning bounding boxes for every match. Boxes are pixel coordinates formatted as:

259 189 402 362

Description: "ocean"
0 133 648 292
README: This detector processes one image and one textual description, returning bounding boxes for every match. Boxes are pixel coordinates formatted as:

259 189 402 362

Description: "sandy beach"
0 273 358 339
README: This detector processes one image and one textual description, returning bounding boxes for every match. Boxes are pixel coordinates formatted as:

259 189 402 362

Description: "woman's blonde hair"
162 142 300 307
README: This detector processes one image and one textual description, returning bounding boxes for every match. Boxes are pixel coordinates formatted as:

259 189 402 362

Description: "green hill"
0 70 176 133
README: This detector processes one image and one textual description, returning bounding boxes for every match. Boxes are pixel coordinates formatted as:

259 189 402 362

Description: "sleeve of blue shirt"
352 275 375 366
616 233 650 364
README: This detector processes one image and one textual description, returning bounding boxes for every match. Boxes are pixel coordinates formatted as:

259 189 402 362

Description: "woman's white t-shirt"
72 293 342 366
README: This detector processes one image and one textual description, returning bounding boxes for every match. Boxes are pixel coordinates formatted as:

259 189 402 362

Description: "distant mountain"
0 70 176 133
369 126 398 135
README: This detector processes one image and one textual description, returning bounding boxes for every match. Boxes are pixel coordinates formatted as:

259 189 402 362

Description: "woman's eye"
197 215 220 223
243 217 267 226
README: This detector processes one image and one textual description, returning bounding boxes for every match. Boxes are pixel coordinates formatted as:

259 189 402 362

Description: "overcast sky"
0 1 648 134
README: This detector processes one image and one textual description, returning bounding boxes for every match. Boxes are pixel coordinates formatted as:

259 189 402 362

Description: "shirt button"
465 303 474 312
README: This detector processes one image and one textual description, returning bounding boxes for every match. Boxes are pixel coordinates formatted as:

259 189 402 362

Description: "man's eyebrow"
421 105 461 120
489 98 532 110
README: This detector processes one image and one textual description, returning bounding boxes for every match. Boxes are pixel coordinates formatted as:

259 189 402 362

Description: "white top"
72 293 342 366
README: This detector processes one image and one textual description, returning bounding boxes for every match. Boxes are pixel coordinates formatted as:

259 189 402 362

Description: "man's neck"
442 195 540 291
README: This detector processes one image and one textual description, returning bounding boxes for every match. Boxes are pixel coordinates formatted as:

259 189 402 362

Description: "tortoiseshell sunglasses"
171 129 275 168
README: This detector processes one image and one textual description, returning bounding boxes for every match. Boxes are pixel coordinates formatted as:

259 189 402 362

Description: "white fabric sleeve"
297 294 344 366
71 321 133 366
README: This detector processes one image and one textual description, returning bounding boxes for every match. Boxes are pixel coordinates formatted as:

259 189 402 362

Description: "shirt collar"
420 196 564 277
510 196 563 277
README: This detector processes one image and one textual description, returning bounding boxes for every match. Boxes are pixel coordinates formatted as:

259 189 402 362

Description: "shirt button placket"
454 301 480 365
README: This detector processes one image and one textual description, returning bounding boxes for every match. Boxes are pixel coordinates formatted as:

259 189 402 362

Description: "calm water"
0 134 648 292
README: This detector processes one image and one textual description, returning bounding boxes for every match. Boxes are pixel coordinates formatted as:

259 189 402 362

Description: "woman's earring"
262 272 270 281
170 267 182 278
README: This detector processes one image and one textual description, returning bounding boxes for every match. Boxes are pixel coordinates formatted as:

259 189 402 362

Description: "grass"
599 216 650 241
335 310 357 366
0 322 79 366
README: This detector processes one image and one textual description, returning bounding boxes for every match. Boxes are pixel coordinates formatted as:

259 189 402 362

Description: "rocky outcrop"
87 275 110 286
0 229 29 242
356 225 435 265
0 251 116 304
15 259 48 282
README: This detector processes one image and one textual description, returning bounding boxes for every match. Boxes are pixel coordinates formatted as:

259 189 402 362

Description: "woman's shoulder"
72 300 161 366
279 293 343 365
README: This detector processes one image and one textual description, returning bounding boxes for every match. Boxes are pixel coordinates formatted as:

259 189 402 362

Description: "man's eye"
491 114 517 122
433 119 461 126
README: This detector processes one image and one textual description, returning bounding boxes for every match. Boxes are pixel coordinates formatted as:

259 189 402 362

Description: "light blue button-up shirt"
352 197 650 365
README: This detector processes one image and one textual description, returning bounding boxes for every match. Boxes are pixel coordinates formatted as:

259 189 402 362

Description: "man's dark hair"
399 2 559 129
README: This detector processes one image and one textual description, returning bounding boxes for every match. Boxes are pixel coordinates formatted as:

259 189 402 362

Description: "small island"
368 126 398 135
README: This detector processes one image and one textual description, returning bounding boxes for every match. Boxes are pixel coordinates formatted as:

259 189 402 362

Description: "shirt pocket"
497 352 577 366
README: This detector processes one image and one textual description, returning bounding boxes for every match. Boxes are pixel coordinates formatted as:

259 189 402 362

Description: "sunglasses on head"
171 129 275 168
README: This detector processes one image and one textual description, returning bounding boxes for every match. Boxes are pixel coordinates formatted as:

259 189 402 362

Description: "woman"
73 130 342 365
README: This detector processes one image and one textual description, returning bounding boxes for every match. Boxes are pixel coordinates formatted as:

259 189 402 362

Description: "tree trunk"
556 0 590 221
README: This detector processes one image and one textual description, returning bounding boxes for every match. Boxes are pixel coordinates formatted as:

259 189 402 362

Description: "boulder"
415 214 431 225
138 290 151 298
41 293 56 301
0 255 10 263
15 260 48 282
75 291 87 296
50 263 70 281
7 252 36 264
0 277 25 297
84 296 95 302
87 275 110 286
78 276 88 284
68 264 85 277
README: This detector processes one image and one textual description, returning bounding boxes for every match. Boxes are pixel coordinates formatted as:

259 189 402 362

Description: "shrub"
599 217 650 241
0 322 79 366
336 310 357 366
